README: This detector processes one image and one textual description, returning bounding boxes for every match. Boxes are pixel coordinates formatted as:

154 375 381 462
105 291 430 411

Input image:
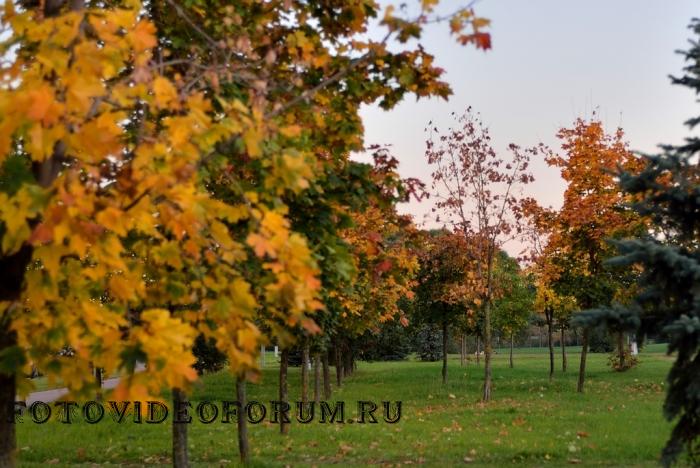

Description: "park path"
22 363 146 405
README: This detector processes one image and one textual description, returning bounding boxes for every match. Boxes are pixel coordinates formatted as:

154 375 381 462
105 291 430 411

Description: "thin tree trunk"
322 351 331 399
547 311 554 381
313 353 321 405
476 336 480 365
463 334 468 365
95 366 103 401
577 328 589 393
236 376 249 464
344 349 353 377
509 333 514 368
0 328 17 468
442 319 448 385
301 344 309 404
172 387 189 468
335 342 343 387
561 326 567 372
617 331 626 370
483 302 493 402
343 346 353 377
279 349 289 435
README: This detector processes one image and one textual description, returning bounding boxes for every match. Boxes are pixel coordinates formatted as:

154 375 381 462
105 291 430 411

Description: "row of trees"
407 110 640 392
409 17 700 466
0 1 492 467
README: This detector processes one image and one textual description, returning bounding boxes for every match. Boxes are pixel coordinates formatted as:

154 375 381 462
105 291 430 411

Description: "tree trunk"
313 353 321 405
236 376 249 464
577 328 589 393
95 366 103 401
547 311 554 381
0 3 83 466
483 301 493 402
172 387 189 468
617 331 626 370
335 342 343 387
509 333 514 369
322 352 331 400
279 349 289 435
301 344 309 404
441 319 448 385
476 336 480 365
344 349 353 377
0 328 17 468
561 326 567 372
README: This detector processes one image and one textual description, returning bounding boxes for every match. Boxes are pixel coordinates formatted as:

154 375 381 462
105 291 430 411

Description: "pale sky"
356 0 698 246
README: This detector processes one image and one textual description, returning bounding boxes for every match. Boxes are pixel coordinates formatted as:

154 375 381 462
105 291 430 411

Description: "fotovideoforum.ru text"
9 400 402 425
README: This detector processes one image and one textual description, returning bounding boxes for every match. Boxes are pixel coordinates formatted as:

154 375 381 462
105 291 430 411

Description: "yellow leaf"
152 76 178 109
109 275 136 301
279 125 301 138
96 207 128 236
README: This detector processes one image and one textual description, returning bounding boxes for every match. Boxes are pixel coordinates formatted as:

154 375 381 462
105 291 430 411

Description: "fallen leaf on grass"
338 443 352 456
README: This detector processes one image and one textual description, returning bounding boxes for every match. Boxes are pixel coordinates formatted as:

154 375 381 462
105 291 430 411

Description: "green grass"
17 347 682 467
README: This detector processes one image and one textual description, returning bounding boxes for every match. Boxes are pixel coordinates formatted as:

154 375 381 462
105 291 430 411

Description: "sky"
356 0 698 246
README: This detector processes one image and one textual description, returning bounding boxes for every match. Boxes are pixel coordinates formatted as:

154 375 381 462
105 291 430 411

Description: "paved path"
22 363 146 404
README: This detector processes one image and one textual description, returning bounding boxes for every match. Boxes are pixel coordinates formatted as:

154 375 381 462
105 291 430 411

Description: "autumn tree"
533 279 576 380
575 18 700 465
426 108 539 401
333 191 421 382
413 228 478 384
0 0 492 465
492 251 535 369
534 117 644 393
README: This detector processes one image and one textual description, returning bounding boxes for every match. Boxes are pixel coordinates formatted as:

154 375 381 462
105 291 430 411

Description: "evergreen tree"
576 18 700 465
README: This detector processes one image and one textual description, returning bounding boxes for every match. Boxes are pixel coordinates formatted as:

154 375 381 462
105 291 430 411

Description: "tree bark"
577 328 589 393
301 344 309 404
482 252 495 403
322 351 331 400
476 336 480 365
546 310 554 381
279 349 289 434
344 348 353 377
335 342 343 387
236 376 249 464
95 366 103 401
509 333 514 368
0 328 17 468
313 353 321 405
483 301 493 402
561 325 567 372
172 387 189 468
441 319 448 385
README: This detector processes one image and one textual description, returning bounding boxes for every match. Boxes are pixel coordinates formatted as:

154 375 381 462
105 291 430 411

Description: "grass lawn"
17 345 682 467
